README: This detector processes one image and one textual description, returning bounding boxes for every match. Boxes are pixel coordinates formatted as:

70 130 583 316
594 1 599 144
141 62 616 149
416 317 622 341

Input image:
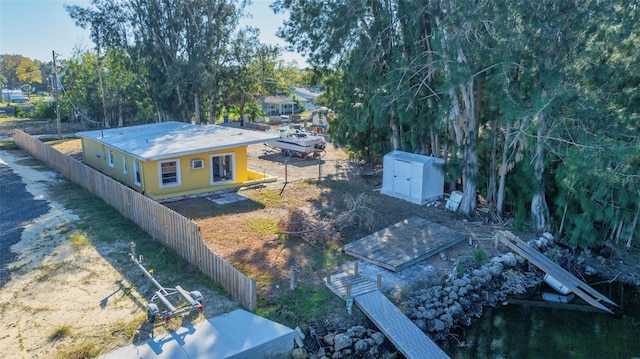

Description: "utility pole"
52 51 62 140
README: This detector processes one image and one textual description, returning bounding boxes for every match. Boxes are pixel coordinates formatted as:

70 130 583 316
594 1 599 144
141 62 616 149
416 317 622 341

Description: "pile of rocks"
400 238 550 340
292 325 395 359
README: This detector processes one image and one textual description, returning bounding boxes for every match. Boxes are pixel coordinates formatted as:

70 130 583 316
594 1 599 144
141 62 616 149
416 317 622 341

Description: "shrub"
34 101 56 120
473 248 487 263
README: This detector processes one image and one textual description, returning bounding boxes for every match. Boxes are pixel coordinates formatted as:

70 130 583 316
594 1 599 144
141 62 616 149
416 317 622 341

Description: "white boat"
542 291 575 303
543 273 572 295
267 126 326 157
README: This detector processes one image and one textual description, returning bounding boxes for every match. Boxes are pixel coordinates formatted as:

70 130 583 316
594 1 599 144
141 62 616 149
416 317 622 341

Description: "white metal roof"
76 121 279 161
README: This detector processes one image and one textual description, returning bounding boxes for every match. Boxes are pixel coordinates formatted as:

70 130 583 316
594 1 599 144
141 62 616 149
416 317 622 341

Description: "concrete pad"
100 309 294 359
207 192 248 205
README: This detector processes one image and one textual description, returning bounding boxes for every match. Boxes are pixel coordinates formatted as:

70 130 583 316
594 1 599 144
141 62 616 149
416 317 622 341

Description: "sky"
0 0 308 67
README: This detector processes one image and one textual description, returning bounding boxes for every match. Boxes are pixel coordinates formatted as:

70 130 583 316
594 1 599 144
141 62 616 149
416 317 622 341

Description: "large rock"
371 332 386 345
424 308 438 320
354 339 371 353
428 318 446 332
292 348 308 359
333 333 353 352
453 277 470 288
345 325 367 339
500 253 517 267
489 263 504 277
323 333 335 346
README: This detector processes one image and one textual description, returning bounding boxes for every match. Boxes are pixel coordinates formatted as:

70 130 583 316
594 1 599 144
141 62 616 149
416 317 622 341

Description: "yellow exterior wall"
81 139 275 201
81 138 143 191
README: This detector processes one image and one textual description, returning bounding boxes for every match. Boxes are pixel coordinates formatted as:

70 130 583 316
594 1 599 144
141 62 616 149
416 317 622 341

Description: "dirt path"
0 150 238 359
0 150 145 358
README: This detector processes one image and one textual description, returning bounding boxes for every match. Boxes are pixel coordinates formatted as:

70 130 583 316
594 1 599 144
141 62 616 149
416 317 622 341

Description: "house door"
211 154 234 183
392 160 411 197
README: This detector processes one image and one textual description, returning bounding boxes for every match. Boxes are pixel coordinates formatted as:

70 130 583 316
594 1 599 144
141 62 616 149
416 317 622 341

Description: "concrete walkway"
99 309 294 359
354 291 449 359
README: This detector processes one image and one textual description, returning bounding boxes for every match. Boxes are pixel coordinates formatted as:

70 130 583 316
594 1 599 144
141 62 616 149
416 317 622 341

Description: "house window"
123 157 128 174
108 150 115 167
211 154 234 184
134 161 141 187
159 159 181 187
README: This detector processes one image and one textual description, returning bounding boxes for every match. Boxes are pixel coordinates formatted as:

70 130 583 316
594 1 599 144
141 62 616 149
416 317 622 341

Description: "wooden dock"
324 272 379 299
355 291 450 359
496 230 618 314
342 217 467 272
324 264 450 359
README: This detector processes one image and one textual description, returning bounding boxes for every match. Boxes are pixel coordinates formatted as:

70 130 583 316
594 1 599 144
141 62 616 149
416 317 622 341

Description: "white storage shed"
381 150 445 205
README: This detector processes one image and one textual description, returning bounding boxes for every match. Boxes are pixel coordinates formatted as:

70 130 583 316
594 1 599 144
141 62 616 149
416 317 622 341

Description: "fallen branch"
277 193 378 246
589 272 622 286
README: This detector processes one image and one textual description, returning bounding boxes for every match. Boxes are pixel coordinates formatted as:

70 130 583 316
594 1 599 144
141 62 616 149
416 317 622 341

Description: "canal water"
441 282 640 359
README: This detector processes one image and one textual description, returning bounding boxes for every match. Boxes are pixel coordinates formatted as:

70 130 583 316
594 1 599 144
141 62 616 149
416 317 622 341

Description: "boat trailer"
129 242 204 323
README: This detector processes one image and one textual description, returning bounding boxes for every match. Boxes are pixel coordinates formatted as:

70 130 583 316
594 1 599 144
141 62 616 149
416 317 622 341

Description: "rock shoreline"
294 231 637 358
399 230 638 342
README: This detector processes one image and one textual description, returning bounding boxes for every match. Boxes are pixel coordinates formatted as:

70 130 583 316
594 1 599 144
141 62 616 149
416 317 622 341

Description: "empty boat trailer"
129 242 204 323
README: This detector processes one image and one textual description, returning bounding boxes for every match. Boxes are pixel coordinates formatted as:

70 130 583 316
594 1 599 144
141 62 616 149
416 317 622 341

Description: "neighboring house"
76 121 279 201
261 96 296 116
1 89 28 103
290 87 324 111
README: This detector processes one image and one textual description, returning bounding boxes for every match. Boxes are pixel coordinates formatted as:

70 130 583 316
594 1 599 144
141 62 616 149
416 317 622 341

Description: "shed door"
393 160 412 197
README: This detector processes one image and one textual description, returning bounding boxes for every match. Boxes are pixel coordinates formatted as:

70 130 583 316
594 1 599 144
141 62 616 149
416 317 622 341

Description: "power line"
51 51 103 127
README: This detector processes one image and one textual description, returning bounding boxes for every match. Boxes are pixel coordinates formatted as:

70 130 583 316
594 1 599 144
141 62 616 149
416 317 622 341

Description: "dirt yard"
166 140 509 303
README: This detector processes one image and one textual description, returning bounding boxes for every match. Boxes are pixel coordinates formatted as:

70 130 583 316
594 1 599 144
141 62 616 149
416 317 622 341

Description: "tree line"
0 54 47 97
51 0 312 128
275 0 640 249
5 0 638 249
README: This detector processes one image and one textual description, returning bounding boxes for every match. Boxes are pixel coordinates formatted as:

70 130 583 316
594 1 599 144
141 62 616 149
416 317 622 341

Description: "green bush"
34 101 56 119
14 105 26 118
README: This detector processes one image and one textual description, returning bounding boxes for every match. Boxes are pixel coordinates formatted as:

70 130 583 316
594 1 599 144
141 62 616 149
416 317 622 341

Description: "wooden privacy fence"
13 130 257 311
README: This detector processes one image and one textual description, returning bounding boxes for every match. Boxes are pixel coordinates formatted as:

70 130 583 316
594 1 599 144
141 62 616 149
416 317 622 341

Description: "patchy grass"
68 231 91 248
44 138 82 156
48 181 147 245
49 326 72 341
256 285 346 329
0 139 18 150
34 262 68 282
247 217 280 235
53 339 104 359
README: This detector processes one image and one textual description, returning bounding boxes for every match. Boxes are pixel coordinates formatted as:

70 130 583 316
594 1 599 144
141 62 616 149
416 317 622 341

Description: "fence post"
290 268 299 290
285 160 288 183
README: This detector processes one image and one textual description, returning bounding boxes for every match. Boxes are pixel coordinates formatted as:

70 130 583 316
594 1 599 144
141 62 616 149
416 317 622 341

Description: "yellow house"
76 121 279 201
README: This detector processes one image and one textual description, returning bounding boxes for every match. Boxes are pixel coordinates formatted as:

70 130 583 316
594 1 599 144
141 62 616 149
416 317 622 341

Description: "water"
442 283 640 359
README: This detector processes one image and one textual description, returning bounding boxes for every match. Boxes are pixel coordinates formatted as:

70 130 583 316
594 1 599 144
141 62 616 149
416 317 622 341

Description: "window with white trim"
159 159 181 187
211 154 234 184
122 157 128 174
108 150 115 167
134 161 141 187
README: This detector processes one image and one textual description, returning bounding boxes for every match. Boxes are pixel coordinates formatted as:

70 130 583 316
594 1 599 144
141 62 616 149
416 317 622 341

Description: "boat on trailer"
266 125 326 157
